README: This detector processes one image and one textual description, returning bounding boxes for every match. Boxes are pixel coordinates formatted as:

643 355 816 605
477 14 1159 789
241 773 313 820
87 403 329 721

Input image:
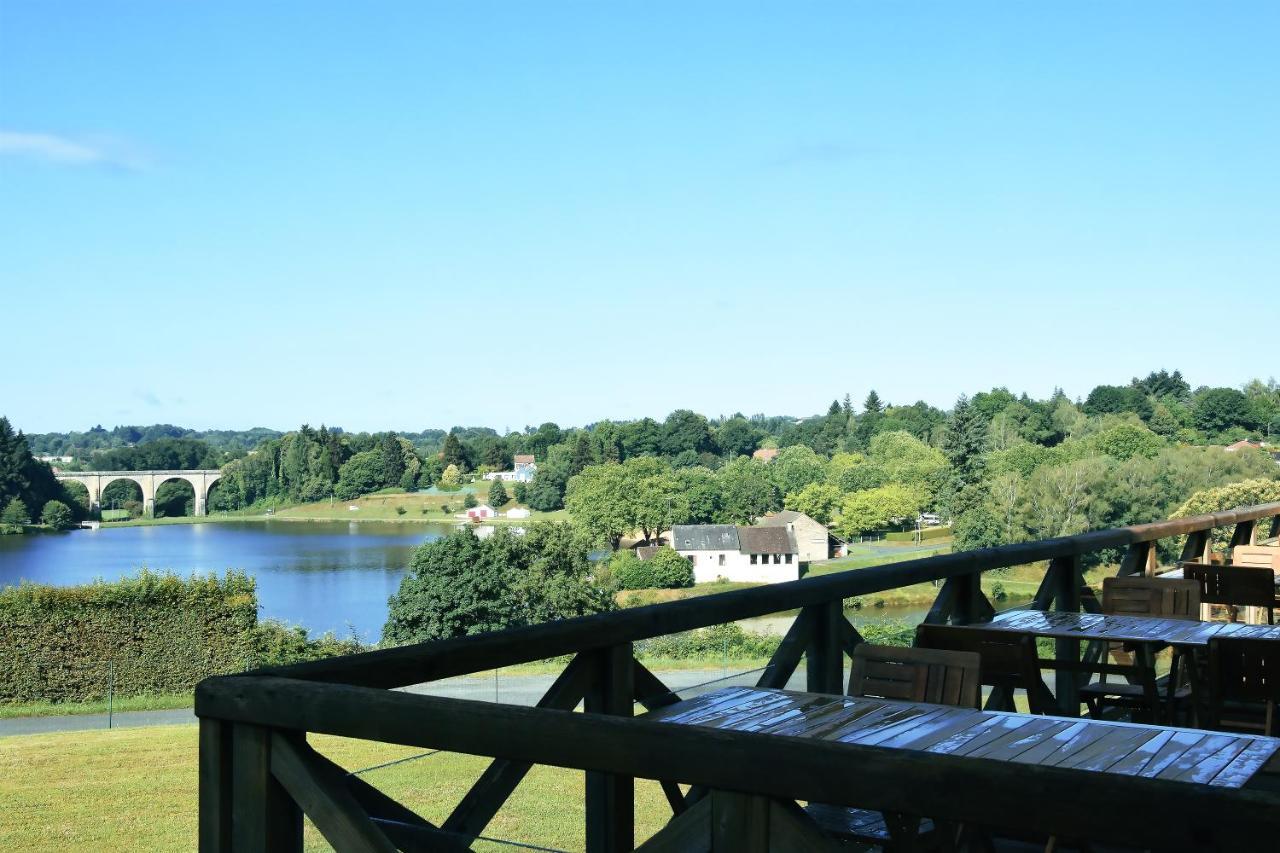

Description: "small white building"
506 507 531 519
482 454 538 483
466 504 497 520
671 524 799 584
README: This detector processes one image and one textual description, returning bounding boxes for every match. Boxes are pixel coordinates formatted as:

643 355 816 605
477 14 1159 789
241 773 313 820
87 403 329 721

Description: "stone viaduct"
56 470 223 517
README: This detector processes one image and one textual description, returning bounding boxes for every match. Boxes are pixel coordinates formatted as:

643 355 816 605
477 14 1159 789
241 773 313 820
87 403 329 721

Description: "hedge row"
0 570 259 703
884 526 951 542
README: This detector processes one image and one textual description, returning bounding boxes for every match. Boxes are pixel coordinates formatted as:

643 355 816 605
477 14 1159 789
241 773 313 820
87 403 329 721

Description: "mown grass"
0 724 676 852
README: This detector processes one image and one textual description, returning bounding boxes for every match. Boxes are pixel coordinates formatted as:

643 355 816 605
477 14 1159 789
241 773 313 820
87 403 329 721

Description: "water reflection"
0 521 451 642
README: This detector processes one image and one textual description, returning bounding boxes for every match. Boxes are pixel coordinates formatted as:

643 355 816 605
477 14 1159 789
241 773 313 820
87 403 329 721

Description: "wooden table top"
642 686 1280 789
982 609 1280 645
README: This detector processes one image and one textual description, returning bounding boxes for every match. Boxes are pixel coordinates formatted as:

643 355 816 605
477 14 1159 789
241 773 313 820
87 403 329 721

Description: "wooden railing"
196 503 1280 852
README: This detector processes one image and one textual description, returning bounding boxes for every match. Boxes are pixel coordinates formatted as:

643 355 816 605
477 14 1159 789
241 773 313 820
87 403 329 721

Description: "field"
0 724 675 852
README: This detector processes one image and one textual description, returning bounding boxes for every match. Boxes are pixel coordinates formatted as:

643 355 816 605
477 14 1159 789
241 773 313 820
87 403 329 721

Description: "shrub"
0 571 258 703
40 500 75 531
488 480 510 508
647 547 695 588
250 620 364 668
1 497 31 526
513 482 528 503
636 623 780 660
612 547 695 590
395 504 407 516
462 493 478 509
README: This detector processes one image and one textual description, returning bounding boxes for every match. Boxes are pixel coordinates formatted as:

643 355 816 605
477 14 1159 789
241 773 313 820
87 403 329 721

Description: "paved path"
0 667 815 738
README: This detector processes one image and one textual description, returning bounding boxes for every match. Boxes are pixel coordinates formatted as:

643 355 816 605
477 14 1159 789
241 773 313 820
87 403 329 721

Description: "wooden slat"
584 643 634 853
755 607 813 690
268 733 396 853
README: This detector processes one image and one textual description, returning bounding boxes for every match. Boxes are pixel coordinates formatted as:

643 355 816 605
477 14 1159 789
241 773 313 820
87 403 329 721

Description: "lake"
0 521 930 642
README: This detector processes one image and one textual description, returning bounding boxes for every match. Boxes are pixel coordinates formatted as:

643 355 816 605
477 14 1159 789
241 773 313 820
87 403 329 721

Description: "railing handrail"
195 674 1280 851
264 502 1280 689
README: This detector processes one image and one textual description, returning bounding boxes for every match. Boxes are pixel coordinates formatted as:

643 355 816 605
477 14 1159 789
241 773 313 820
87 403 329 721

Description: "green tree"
333 451 386 500
770 445 827 497
2 497 32 526
382 525 613 643
866 430 948 505
1083 385 1153 420
488 479 510 508
784 482 842 524
40 499 75 530
943 395 989 489
440 464 462 488
833 484 922 539
717 457 781 524
380 432 407 487
441 432 467 471
462 492 478 509
715 417 762 458
1193 387 1256 436
1090 423 1163 461
662 409 715 457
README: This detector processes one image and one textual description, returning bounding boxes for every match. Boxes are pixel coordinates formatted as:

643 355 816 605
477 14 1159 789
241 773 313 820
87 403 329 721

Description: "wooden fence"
197 502 1280 852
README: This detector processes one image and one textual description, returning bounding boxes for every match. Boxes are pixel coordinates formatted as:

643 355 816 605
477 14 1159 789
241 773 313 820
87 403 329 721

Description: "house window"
750 554 758 565
785 554 793 564
773 554 781 564
718 554 725 567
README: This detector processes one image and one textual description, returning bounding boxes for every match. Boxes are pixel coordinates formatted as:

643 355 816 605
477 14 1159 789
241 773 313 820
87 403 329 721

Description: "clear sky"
2 2 1276 435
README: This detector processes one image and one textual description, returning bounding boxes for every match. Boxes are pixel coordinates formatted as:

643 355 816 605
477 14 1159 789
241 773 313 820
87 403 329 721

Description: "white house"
670 524 799 584
482 454 539 483
466 504 497 520
754 510 833 564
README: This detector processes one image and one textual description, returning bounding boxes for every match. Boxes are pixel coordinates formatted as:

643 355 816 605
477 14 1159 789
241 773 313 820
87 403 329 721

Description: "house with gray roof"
755 510 835 563
670 523 799 583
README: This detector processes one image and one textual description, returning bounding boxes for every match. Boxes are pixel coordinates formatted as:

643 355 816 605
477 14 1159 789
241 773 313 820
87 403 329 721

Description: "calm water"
0 521 932 643
0 521 452 642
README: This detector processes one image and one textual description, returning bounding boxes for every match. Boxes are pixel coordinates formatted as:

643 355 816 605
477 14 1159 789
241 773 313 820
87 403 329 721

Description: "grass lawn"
0 724 677 852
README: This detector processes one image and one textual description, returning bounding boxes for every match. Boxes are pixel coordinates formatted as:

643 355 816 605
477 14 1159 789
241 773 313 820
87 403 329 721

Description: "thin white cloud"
0 130 148 170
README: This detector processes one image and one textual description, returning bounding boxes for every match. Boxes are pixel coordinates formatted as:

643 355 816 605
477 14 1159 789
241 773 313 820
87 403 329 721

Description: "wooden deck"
643 686 1280 788
195 501 1280 852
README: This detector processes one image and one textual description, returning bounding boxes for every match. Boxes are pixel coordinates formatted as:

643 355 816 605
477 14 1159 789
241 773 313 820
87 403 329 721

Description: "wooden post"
1230 520 1256 551
1180 530 1210 564
1118 542 1153 577
805 600 843 695
584 643 634 853
1051 555 1082 717
199 718 232 853
230 724 302 853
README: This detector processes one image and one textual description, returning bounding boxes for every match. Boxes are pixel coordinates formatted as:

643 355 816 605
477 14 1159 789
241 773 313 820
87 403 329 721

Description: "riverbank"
97 489 568 528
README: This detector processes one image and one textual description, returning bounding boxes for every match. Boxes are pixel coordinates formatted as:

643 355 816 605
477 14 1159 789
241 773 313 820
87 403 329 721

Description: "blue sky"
2 2 1276 434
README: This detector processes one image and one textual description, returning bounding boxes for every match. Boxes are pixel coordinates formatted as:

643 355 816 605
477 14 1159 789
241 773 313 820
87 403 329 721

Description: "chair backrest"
1208 637 1280 735
1182 563 1276 608
848 644 981 709
1232 545 1280 572
1101 576 1200 619
914 624 1051 714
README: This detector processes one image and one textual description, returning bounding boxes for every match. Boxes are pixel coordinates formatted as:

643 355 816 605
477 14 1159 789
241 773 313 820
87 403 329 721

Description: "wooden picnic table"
638 686 1280 850
984 609 1280 645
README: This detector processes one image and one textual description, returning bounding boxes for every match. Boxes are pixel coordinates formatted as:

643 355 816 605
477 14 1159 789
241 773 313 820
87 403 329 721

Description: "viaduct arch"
56 470 223 517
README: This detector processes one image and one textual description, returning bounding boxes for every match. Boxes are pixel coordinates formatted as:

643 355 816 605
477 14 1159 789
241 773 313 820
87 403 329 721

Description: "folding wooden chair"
914 624 1054 714
1078 577 1199 723
1183 562 1276 624
807 644 981 851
